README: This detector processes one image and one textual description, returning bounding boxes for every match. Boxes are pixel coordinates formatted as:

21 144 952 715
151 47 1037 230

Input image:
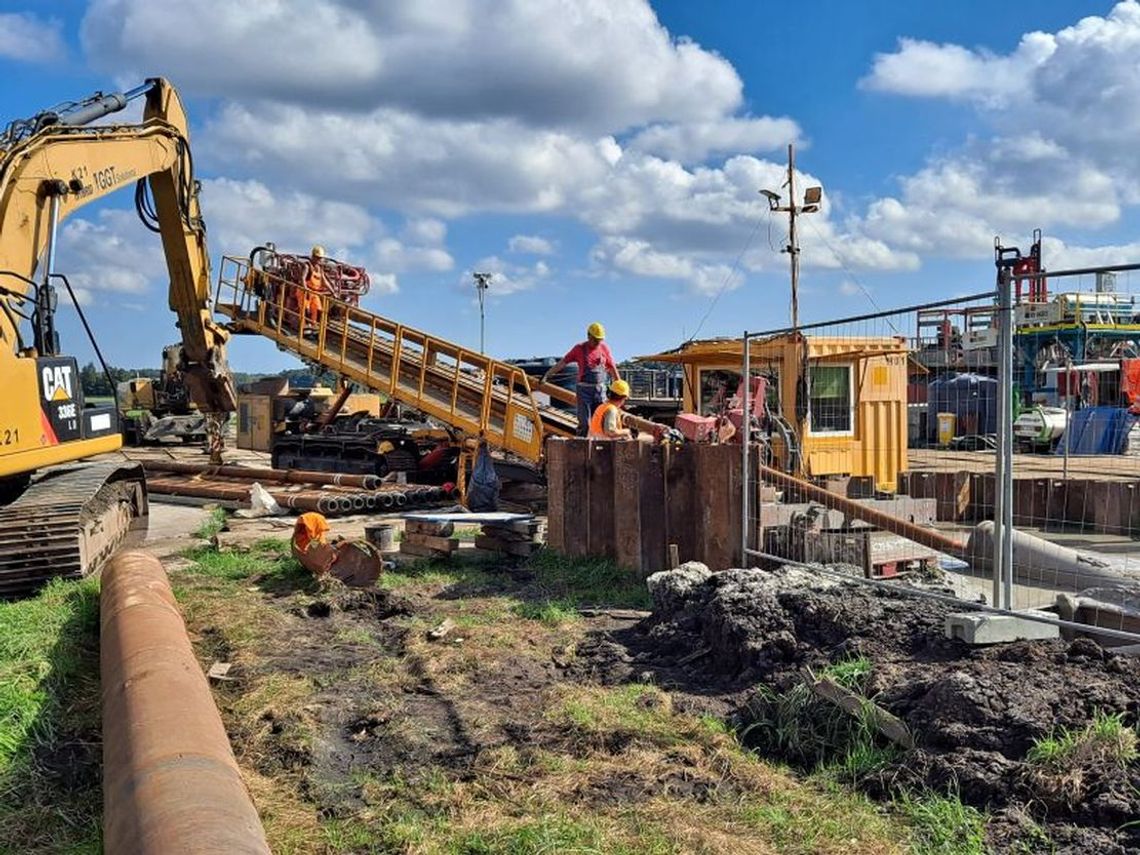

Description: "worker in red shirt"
543 322 621 436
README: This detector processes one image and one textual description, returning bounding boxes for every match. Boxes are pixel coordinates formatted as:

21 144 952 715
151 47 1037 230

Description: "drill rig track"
0 462 148 597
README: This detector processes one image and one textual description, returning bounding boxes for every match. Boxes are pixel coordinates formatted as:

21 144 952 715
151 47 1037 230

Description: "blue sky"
1 0 1137 372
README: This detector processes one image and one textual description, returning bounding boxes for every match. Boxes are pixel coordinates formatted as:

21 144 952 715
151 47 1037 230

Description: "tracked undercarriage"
0 462 148 597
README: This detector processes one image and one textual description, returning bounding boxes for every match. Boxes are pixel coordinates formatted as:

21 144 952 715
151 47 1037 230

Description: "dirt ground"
164 505 917 854
591 565 1140 854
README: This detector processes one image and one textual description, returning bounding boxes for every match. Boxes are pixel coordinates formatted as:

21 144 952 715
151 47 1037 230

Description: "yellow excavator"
0 78 235 595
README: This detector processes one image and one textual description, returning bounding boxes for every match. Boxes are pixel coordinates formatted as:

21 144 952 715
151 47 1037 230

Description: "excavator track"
0 462 148 597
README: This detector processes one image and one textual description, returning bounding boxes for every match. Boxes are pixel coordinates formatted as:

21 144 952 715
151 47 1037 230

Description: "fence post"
994 276 1014 609
741 331 751 563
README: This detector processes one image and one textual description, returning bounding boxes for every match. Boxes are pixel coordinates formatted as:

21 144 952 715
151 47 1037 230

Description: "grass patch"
523 549 652 610
194 505 228 541
742 657 896 775
1024 709 1138 807
452 815 618 854
1027 709 1138 769
511 598 580 625
897 790 986 855
0 577 102 853
180 538 308 588
379 556 498 591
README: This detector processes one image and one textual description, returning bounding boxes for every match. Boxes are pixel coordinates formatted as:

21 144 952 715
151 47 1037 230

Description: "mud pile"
585 565 1140 853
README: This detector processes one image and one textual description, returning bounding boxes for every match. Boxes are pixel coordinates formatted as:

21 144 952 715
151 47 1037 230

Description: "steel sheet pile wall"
546 438 744 575
902 472 1140 535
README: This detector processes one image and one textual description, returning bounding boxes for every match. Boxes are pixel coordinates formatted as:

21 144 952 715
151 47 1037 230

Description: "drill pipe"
101 550 270 854
757 463 967 559
146 477 353 516
140 459 383 490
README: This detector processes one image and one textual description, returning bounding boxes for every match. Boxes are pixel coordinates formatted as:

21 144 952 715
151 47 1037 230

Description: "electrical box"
236 394 273 451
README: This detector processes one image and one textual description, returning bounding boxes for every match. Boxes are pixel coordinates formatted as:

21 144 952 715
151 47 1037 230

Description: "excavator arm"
0 77 235 412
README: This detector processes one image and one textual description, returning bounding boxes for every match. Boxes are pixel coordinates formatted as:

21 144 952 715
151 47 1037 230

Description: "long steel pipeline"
101 550 270 854
140 459 382 490
757 463 968 558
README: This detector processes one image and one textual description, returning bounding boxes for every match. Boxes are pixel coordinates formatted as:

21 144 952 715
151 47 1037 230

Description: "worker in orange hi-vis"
292 511 331 553
302 245 328 331
589 379 634 439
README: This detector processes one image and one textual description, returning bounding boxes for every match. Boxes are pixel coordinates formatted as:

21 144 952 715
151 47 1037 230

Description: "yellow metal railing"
214 256 576 463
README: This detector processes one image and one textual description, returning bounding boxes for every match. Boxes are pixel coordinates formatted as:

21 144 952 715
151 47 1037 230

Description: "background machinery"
0 78 235 594
118 343 221 445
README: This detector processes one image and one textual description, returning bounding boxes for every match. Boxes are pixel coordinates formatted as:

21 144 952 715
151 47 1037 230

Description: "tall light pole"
761 143 822 332
473 272 491 354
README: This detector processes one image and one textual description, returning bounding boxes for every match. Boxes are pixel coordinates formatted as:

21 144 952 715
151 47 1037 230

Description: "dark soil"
574 567 1140 853
223 574 657 824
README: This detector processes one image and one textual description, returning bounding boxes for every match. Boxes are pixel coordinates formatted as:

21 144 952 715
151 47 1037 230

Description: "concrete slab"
945 610 1060 645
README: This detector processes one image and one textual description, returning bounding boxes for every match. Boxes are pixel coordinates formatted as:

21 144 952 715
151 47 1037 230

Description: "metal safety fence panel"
737 277 1140 646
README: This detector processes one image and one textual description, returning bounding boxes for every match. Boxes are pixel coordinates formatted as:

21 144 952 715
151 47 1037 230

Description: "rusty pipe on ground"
758 463 968 559
146 477 356 516
101 550 270 854
140 459 382 490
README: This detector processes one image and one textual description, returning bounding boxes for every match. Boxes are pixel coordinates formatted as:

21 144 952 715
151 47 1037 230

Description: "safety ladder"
213 256 578 463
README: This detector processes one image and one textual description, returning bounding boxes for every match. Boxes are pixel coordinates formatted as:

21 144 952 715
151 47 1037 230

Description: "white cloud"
0 13 65 63
58 211 164 309
837 280 862 297
70 0 958 306
203 103 620 218
508 235 556 255
849 3 1140 267
81 0 743 133
628 116 800 163
591 236 741 296
860 33 1055 105
201 177 378 255
372 217 453 273
368 273 399 296
402 218 447 246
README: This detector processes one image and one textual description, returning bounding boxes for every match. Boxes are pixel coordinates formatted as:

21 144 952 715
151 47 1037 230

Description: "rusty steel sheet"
101 550 270 854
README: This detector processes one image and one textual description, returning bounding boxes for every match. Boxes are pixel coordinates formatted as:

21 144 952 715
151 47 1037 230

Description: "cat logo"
42 364 74 403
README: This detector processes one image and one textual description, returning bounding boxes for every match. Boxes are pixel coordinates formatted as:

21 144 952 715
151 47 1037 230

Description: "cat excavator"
0 78 235 595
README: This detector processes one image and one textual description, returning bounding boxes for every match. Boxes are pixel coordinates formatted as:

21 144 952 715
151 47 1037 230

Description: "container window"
808 364 853 434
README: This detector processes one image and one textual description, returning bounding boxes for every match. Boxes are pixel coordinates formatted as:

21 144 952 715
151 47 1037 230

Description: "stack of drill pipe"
140 459 383 490
144 471 450 517
145 476 363 517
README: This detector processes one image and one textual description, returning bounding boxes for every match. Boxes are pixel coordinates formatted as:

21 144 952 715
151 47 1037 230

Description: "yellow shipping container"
639 333 909 492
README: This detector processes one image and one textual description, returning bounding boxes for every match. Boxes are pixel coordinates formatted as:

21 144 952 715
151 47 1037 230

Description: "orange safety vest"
589 402 621 438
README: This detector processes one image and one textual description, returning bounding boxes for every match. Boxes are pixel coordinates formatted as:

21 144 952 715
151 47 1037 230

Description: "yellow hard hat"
587 321 605 340
609 379 630 397
311 245 326 258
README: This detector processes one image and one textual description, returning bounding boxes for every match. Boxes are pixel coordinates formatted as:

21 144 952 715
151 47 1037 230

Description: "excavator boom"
0 78 234 594
0 77 235 414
